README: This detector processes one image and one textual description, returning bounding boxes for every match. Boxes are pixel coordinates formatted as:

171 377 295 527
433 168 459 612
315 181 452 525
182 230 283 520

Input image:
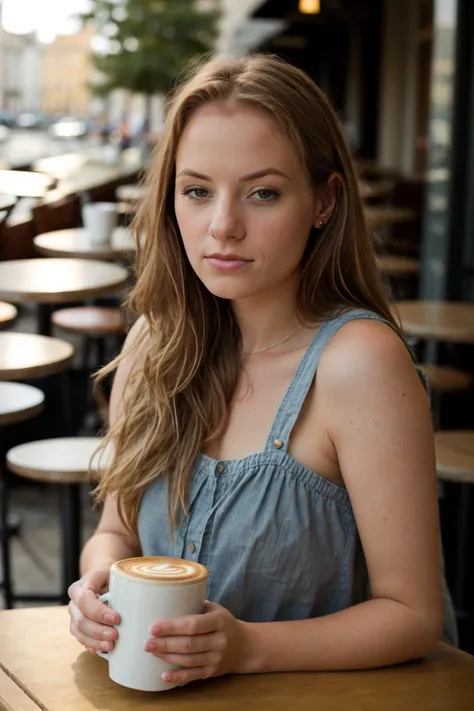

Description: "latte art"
113 556 209 584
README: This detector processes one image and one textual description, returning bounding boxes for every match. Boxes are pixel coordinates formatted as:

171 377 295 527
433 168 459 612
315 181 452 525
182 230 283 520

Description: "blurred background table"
0 332 74 381
377 255 420 277
0 606 473 711
394 301 474 344
115 183 147 204
0 259 129 336
34 227 134 261
0 170 56 198
0 302 18 330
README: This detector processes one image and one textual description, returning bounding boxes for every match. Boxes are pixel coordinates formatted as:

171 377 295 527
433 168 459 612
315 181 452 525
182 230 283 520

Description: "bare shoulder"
318 317 422 392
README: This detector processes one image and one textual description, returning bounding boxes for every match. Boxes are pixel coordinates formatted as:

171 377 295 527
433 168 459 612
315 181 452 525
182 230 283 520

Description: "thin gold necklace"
243 324 303 356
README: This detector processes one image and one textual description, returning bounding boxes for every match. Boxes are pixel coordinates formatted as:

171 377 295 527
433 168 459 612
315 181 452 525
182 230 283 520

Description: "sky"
1 0 91 43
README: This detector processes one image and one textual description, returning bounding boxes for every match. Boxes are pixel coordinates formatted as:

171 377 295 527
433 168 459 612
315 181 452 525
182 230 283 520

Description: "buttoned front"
138 310 457 645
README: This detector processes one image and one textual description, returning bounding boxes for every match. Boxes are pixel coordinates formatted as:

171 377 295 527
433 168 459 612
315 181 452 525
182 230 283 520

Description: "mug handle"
97 592 113 660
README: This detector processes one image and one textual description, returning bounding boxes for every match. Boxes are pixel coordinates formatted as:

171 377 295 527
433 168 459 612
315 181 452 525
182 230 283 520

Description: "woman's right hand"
68 569 120 655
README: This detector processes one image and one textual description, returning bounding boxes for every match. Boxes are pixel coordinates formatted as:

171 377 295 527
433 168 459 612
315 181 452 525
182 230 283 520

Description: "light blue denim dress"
138 309 458 645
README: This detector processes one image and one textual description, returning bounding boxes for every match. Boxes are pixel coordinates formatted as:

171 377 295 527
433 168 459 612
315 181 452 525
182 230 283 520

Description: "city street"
0 129 100 169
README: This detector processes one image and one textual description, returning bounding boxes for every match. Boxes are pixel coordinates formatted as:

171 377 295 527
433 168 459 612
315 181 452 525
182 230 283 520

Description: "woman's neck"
232 280 303 355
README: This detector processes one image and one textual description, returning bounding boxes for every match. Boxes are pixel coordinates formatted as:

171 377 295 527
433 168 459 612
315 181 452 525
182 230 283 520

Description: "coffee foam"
112 556 209 584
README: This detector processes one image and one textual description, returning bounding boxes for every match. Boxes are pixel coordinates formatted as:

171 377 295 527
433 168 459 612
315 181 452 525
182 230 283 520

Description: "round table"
0 171 56 198
116 184 147 203
0 258 129 336
0 332 74 380
393 300 474 344
0 382 45 426
0 302 17 330
34 227 134 261
365 206 417 228
377 255 420 277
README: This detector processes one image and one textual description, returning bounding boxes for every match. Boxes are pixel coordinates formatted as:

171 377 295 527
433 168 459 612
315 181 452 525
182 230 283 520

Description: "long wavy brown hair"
94 54 395 535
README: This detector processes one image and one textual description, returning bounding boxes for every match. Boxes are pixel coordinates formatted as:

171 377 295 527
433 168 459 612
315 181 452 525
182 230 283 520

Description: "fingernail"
145 641 156 653
101 641 112 651
162 673 173 683
104 614 117 625
151 625 162 636
103 629 114 640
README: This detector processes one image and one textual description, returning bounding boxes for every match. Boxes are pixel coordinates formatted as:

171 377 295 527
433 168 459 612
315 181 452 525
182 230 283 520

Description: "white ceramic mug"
98 556 209 692
82 202 118 245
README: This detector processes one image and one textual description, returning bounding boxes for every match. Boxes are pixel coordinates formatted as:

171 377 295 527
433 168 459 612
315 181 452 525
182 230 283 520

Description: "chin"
199 275 258 301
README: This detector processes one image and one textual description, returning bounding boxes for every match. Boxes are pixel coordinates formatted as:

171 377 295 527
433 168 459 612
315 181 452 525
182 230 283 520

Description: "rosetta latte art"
113 556 209 583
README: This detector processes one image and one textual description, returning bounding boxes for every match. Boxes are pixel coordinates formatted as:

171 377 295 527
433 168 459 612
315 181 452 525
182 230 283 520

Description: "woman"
68 55 457 684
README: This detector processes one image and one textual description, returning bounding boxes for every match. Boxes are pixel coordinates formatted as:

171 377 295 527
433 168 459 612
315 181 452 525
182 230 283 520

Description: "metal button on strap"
274 439 284 449
188 543 196 553
216 462 225 474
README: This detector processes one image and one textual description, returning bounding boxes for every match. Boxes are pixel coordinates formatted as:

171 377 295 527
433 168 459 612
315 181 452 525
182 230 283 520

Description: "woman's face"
174 102 321 302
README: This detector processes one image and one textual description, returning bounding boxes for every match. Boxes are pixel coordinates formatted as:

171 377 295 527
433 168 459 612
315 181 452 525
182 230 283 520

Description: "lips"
205 253 252 273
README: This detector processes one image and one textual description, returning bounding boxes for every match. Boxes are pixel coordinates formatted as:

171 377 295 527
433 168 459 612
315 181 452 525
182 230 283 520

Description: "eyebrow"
176 167 291 182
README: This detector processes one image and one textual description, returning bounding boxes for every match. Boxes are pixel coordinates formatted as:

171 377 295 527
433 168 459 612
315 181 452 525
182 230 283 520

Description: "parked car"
48 117 87 139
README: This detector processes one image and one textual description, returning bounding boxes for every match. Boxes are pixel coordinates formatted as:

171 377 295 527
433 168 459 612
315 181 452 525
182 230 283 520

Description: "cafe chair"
6 437 103 604
32 196 81 235
435 430 474 650
0 382 45 609
422 365 472 429
51 306 126 370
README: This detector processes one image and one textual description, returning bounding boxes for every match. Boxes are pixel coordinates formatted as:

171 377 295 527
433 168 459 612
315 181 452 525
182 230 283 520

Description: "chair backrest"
32 195 81 235
0 218 36 260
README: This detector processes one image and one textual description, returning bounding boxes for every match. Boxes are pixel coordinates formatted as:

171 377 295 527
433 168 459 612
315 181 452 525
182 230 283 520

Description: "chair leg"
59 483 82 604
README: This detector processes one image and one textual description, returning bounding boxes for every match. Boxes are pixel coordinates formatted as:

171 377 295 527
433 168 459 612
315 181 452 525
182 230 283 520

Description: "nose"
208 198 245 241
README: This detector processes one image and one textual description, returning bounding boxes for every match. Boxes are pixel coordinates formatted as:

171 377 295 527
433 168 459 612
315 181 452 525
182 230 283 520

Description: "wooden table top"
0 607 473 711
0 258 129 304
0 382 44 425
377 255 420 276
0 332 74 380
435 430 474 485
393 300 474 343
0 170 56 198
34 227 135 260
365 206 417 227
0 301 18 329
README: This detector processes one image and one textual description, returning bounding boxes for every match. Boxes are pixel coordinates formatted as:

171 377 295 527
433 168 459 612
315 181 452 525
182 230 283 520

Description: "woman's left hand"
144 601 251 685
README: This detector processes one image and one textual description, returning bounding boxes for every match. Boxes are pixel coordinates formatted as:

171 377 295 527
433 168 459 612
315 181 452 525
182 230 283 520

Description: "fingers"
69 577 119 626
154 651 218 669
146 632 224 656
69 600 117 652
161 667 212 685
151 609 221 637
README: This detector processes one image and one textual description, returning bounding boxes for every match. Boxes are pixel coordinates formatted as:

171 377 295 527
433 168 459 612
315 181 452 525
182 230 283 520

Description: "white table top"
0 382 45 425
0 170 55 198
0 193 16 212
6 437 107 482
0 258 129 304
116 184 147 203
34 227 134 260
0 332 74 380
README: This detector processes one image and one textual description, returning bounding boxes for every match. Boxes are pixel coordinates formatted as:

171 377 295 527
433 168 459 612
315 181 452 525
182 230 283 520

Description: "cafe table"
394 300 474 344
116 183 147 203
377 255 420 277
0 258 129 336
365 206 417 228
0 170 56 198
0 607 473 711
34 227 134 261
358 180 394 201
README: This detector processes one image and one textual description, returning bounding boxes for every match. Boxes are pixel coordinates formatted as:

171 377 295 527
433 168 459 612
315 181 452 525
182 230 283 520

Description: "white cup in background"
82 202 118 245
98 556 209 692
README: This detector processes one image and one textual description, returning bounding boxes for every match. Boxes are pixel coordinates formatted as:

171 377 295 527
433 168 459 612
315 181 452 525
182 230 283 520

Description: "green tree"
80 0 220 124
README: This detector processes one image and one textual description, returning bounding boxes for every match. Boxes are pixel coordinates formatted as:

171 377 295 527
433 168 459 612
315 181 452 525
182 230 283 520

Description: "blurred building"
42 28 95 118
0 29 43 113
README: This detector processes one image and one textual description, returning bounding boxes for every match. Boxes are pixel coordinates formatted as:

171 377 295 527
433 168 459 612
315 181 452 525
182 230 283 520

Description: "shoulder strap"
265 309 426 452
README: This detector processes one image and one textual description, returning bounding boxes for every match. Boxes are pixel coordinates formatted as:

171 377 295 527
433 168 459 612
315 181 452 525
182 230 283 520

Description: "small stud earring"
319 220 325 227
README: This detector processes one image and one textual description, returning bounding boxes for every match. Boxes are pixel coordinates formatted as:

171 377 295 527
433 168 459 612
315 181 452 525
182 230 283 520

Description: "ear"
312 173 342 228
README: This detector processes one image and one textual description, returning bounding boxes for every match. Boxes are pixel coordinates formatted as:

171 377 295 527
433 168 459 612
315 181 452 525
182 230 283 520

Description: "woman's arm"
79 316 147 575
243 319 443 671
